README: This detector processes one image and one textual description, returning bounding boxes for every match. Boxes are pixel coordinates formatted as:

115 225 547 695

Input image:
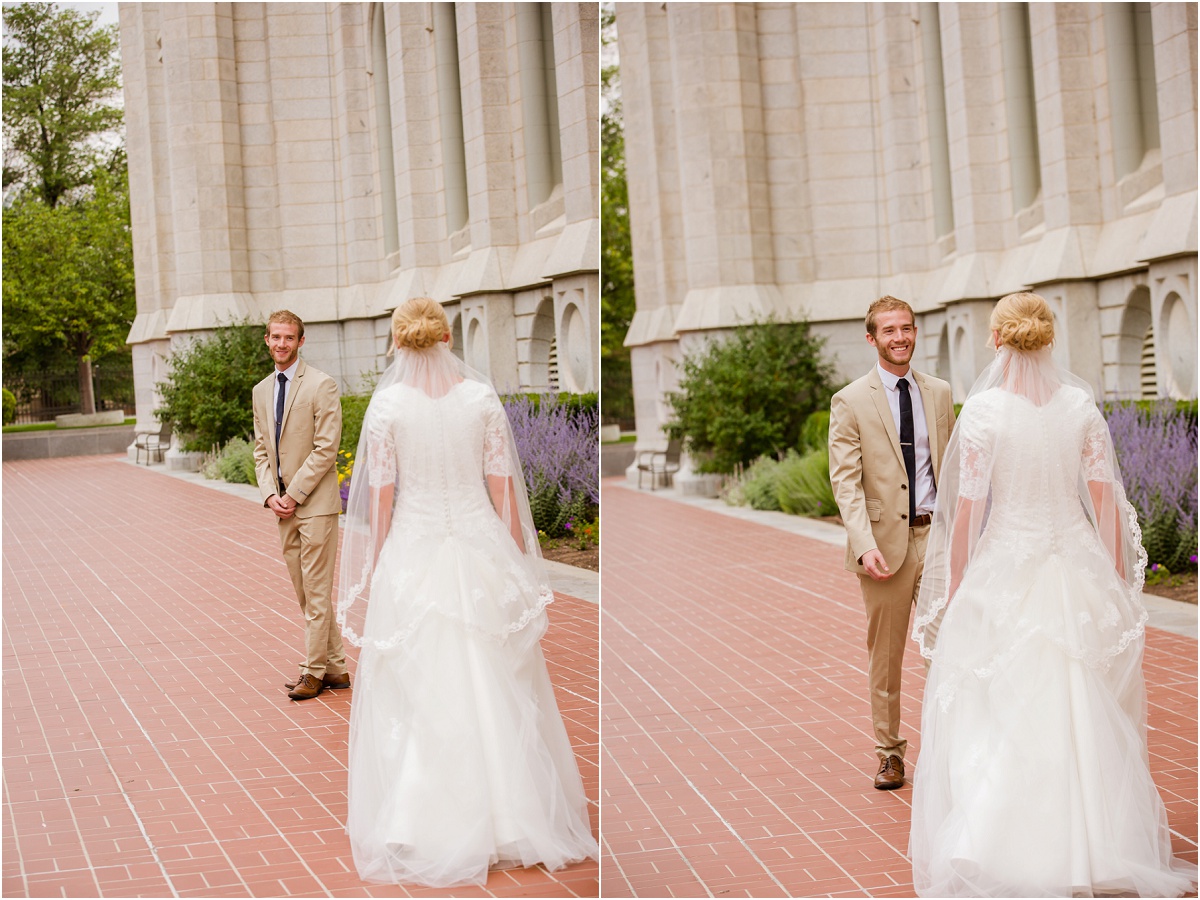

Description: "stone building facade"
617 2 1197 458
119 2 599 442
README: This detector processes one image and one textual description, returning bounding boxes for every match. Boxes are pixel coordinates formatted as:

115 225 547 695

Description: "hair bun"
990 292 1054 352
392 297 449 351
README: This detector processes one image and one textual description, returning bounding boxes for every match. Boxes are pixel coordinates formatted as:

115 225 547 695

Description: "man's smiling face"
868 309 916 370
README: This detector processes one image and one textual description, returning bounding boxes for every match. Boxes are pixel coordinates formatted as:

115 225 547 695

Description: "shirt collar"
275 358 300 384
876 363 915 392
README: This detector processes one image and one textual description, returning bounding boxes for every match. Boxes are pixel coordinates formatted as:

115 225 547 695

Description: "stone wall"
119 2 600 436
618 2 1198 455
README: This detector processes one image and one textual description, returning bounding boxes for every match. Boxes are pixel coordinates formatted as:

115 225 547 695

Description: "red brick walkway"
2 455 598 898
600 480 1198 898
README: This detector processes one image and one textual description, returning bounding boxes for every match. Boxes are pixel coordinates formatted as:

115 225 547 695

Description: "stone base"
676 472 724 498
165 448 204 472
55 410 126 428
4 425 136 460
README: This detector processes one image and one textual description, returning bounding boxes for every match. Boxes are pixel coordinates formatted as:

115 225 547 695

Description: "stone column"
119 3 175 433
159 4 254 334
616 4 687 463
668 3 785 334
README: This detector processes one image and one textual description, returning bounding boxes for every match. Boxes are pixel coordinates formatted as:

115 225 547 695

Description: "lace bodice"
956 386 1112 540
364 380 511 531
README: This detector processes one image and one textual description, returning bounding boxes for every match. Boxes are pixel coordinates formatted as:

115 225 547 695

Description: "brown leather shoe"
284 672 351 691
873 755 905 790
287 673 324 701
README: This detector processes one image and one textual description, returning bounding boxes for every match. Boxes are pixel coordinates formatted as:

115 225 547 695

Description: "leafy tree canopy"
3 2 123 207
600 3 636 423
2 166 135 413
664 319 840 474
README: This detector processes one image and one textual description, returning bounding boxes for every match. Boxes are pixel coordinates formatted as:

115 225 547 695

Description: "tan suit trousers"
858 523 929 762
277 512 346 679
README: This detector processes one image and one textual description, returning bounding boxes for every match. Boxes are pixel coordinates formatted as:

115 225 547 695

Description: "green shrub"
155 322 270 451
2 388 15 425
775 446 838 517
341 393 370 455
664 317 838 474
201 436 257 485
217 437 256 484
799 410 830 453
738 455 785 511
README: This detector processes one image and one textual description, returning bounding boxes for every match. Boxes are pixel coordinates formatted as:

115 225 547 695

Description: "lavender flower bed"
1105 401 1198 572
504 396 599 537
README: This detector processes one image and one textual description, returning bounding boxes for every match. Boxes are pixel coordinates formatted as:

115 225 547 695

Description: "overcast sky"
48 2 118 28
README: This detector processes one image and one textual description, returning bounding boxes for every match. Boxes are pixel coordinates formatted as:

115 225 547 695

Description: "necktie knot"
897 377 910 394
278 372 288 386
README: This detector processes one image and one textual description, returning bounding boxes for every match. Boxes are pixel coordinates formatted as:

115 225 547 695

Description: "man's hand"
267 494 295 519
861 549 892 581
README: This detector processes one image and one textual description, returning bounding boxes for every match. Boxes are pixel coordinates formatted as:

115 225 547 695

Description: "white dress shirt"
876 363 936 516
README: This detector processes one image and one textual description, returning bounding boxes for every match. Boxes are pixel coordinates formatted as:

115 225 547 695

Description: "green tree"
2 167 135 414
600 4 636 426
154 323 272 453
665 319 839 474
2 2 123 207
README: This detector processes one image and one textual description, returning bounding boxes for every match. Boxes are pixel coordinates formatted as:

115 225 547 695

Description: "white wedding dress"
342 379 597 888
911 383 1196 897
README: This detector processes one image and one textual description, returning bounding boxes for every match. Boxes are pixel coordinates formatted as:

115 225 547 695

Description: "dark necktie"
275 372 287 491
897 378 917 523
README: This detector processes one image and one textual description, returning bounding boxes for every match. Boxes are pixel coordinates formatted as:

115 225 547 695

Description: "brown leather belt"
910 513 932 527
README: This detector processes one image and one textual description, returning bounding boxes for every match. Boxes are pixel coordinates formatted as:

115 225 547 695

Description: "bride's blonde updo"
990 291 1055 352
392 297 450 351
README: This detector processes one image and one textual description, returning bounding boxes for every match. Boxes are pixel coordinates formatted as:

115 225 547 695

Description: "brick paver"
2 455 598 898
600 480 1198 898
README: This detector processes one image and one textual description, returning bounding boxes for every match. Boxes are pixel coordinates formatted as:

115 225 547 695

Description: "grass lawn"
3 417 137 434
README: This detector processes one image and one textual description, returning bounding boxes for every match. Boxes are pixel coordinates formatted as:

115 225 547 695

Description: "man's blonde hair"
266 309 305 338
865 296 914 336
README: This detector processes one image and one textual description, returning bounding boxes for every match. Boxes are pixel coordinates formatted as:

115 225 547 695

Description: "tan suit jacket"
828 367 954 573
252 359 342 518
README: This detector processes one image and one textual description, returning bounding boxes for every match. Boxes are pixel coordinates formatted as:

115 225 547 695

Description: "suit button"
901 484 908 490
901 513 908 520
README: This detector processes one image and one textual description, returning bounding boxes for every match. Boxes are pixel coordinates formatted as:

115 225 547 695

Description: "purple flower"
1150 563 1161 572
503 396 599 534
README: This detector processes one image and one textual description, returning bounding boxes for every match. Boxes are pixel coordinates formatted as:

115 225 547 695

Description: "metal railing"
6 367 135 425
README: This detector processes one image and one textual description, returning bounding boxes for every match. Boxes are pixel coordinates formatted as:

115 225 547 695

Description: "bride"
336 297 598 888
910 292 1196 897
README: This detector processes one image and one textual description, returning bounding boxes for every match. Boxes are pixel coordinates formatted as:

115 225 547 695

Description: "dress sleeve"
365 405 397 488
483 397 510 478
1081 406 1114 483
956 401 992 501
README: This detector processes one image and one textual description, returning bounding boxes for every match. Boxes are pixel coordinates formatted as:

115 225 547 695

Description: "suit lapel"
867 368 906 470
914 371 941 476
279 359 305 436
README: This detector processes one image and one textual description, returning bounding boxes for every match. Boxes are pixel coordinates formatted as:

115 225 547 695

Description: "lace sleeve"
955 399 992 501
1082 410 1113 482
483 399 509 478
366 412 397 488
958 436 991 501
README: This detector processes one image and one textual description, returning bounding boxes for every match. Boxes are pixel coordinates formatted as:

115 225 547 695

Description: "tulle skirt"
911 549 1196 897
345 527 597 888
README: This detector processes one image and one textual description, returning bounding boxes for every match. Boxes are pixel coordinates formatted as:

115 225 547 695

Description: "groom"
828 297 954 789
252 310 348 701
